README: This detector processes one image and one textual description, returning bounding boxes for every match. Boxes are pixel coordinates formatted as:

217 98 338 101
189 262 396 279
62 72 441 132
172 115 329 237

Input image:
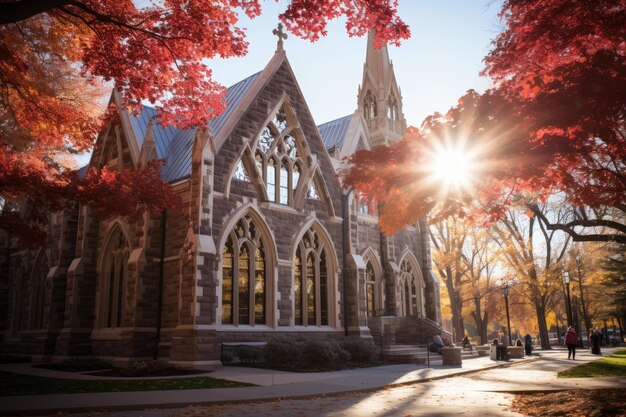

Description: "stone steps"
382 344 436 364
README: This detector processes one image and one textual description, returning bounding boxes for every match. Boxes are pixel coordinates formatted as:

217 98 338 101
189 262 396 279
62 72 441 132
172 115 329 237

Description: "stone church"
0 30 442 367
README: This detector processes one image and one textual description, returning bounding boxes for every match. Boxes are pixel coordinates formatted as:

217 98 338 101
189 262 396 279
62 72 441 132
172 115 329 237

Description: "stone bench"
507 345 525 359
475 345 490 357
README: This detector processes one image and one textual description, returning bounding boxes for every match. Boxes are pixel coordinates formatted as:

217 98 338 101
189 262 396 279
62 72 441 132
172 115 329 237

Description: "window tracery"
99 227 129 328
222 215 267 325
399 258 421 317
29 255 49 330
255 105 304 205
294 228 329 326
364 90 377 119
365 261 376 318
233 160 250 182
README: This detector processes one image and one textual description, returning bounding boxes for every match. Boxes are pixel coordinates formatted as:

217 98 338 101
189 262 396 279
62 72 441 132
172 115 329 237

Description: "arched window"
399 257 422 317
365 261 376 317
29 254 49 330
99 227 129 328
12 269 26 333
387 93 398 121
221 215 267 325
294 228 330 326
364 90 377 119
255 104 305 206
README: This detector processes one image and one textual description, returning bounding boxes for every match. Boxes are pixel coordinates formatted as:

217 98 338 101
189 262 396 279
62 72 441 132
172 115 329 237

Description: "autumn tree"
596 243 626 339
463 226 499 344
342 0 625 244
492 200 571 349
0 0 410 246
429 215 468 342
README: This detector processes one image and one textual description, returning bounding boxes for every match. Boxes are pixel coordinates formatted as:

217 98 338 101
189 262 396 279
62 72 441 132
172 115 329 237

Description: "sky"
206 0 505 127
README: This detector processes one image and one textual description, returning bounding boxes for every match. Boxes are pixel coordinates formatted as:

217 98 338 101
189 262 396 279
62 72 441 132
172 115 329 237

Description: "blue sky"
207 0 504 127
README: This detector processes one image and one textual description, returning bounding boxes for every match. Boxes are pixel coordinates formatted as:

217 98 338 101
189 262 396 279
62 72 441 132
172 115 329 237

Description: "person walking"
564 326 578 360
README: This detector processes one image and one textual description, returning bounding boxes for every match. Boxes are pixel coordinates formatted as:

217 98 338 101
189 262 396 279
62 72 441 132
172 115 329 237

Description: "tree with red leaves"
343 0 625 244
0 0 409 246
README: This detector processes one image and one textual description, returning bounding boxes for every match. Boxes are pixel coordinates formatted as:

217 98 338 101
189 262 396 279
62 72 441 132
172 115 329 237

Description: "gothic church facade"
0 31 442 367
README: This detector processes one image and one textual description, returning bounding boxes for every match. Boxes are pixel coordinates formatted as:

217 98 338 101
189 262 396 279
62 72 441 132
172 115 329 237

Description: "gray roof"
77 165 88 179
317 115 352 151
128 71 260 182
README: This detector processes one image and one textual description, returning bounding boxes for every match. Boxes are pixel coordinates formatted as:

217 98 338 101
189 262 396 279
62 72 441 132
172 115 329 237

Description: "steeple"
358 30 406 147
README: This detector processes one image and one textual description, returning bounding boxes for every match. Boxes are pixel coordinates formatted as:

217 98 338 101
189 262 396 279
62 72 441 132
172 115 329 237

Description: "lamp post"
563 271 573 326
501 284 512 346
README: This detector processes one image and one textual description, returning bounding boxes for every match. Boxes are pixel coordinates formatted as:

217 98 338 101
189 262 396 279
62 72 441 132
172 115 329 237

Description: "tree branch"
528 204 626 244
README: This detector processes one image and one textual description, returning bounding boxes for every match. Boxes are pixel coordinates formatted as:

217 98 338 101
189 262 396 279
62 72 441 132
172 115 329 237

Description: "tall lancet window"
399 258 420 317
222 215 267 325
365 261 376 318
30 254 49 330
387 93 398 121
255 105 304 206
99 227 129 328
294 228 330 326
364 90 377 119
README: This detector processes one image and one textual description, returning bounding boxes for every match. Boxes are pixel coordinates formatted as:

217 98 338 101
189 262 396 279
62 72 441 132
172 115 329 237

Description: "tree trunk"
470 295 489 344
450 295 464 342
444 274 464 343
470 310 489 345
535 300 551 349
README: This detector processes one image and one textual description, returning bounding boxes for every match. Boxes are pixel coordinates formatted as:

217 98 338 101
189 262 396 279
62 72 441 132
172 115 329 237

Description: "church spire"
358 30 406 147
364 30 392 89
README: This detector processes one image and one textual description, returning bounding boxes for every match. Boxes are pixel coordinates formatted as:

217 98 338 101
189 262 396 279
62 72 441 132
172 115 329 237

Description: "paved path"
0 347 624 416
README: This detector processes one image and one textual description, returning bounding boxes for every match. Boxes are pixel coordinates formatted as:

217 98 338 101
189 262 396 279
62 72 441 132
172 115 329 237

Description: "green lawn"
558 349 626 378
0 371 253 396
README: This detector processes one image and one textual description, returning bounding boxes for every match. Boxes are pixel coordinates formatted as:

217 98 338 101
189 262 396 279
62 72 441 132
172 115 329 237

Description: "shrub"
303 339 350 368
340 338 378 362
264 337 301 367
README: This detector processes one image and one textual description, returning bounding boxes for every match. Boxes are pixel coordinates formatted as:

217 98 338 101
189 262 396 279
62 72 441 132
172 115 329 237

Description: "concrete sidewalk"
0 347 623 415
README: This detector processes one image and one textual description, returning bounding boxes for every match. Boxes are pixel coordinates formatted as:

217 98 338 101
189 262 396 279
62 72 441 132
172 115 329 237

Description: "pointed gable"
214 49 342 217
109 72 260 183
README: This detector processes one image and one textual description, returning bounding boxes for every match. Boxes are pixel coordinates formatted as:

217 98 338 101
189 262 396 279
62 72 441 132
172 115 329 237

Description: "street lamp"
563 271 573 326
501 284 512 346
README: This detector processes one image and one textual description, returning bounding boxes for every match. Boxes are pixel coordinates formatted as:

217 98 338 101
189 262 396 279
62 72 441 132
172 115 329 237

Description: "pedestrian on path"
565 326 578 360
524 334 533 356
590 329 602 355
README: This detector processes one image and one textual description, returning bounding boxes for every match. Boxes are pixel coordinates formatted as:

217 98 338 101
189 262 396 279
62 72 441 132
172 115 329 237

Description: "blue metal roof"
317 115 352 151
77 165 88 179
128 71 260 183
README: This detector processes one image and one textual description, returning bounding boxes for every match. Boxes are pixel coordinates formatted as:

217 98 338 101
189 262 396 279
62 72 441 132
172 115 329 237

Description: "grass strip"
0 371 253 396
558 349 626 378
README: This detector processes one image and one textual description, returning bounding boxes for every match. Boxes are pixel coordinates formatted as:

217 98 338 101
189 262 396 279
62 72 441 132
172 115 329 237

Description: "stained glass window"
221 216 268 326
294 228 330 326
255 104 305 206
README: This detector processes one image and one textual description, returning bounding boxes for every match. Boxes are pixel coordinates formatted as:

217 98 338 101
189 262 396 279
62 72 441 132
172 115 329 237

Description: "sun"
428 142 478 193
